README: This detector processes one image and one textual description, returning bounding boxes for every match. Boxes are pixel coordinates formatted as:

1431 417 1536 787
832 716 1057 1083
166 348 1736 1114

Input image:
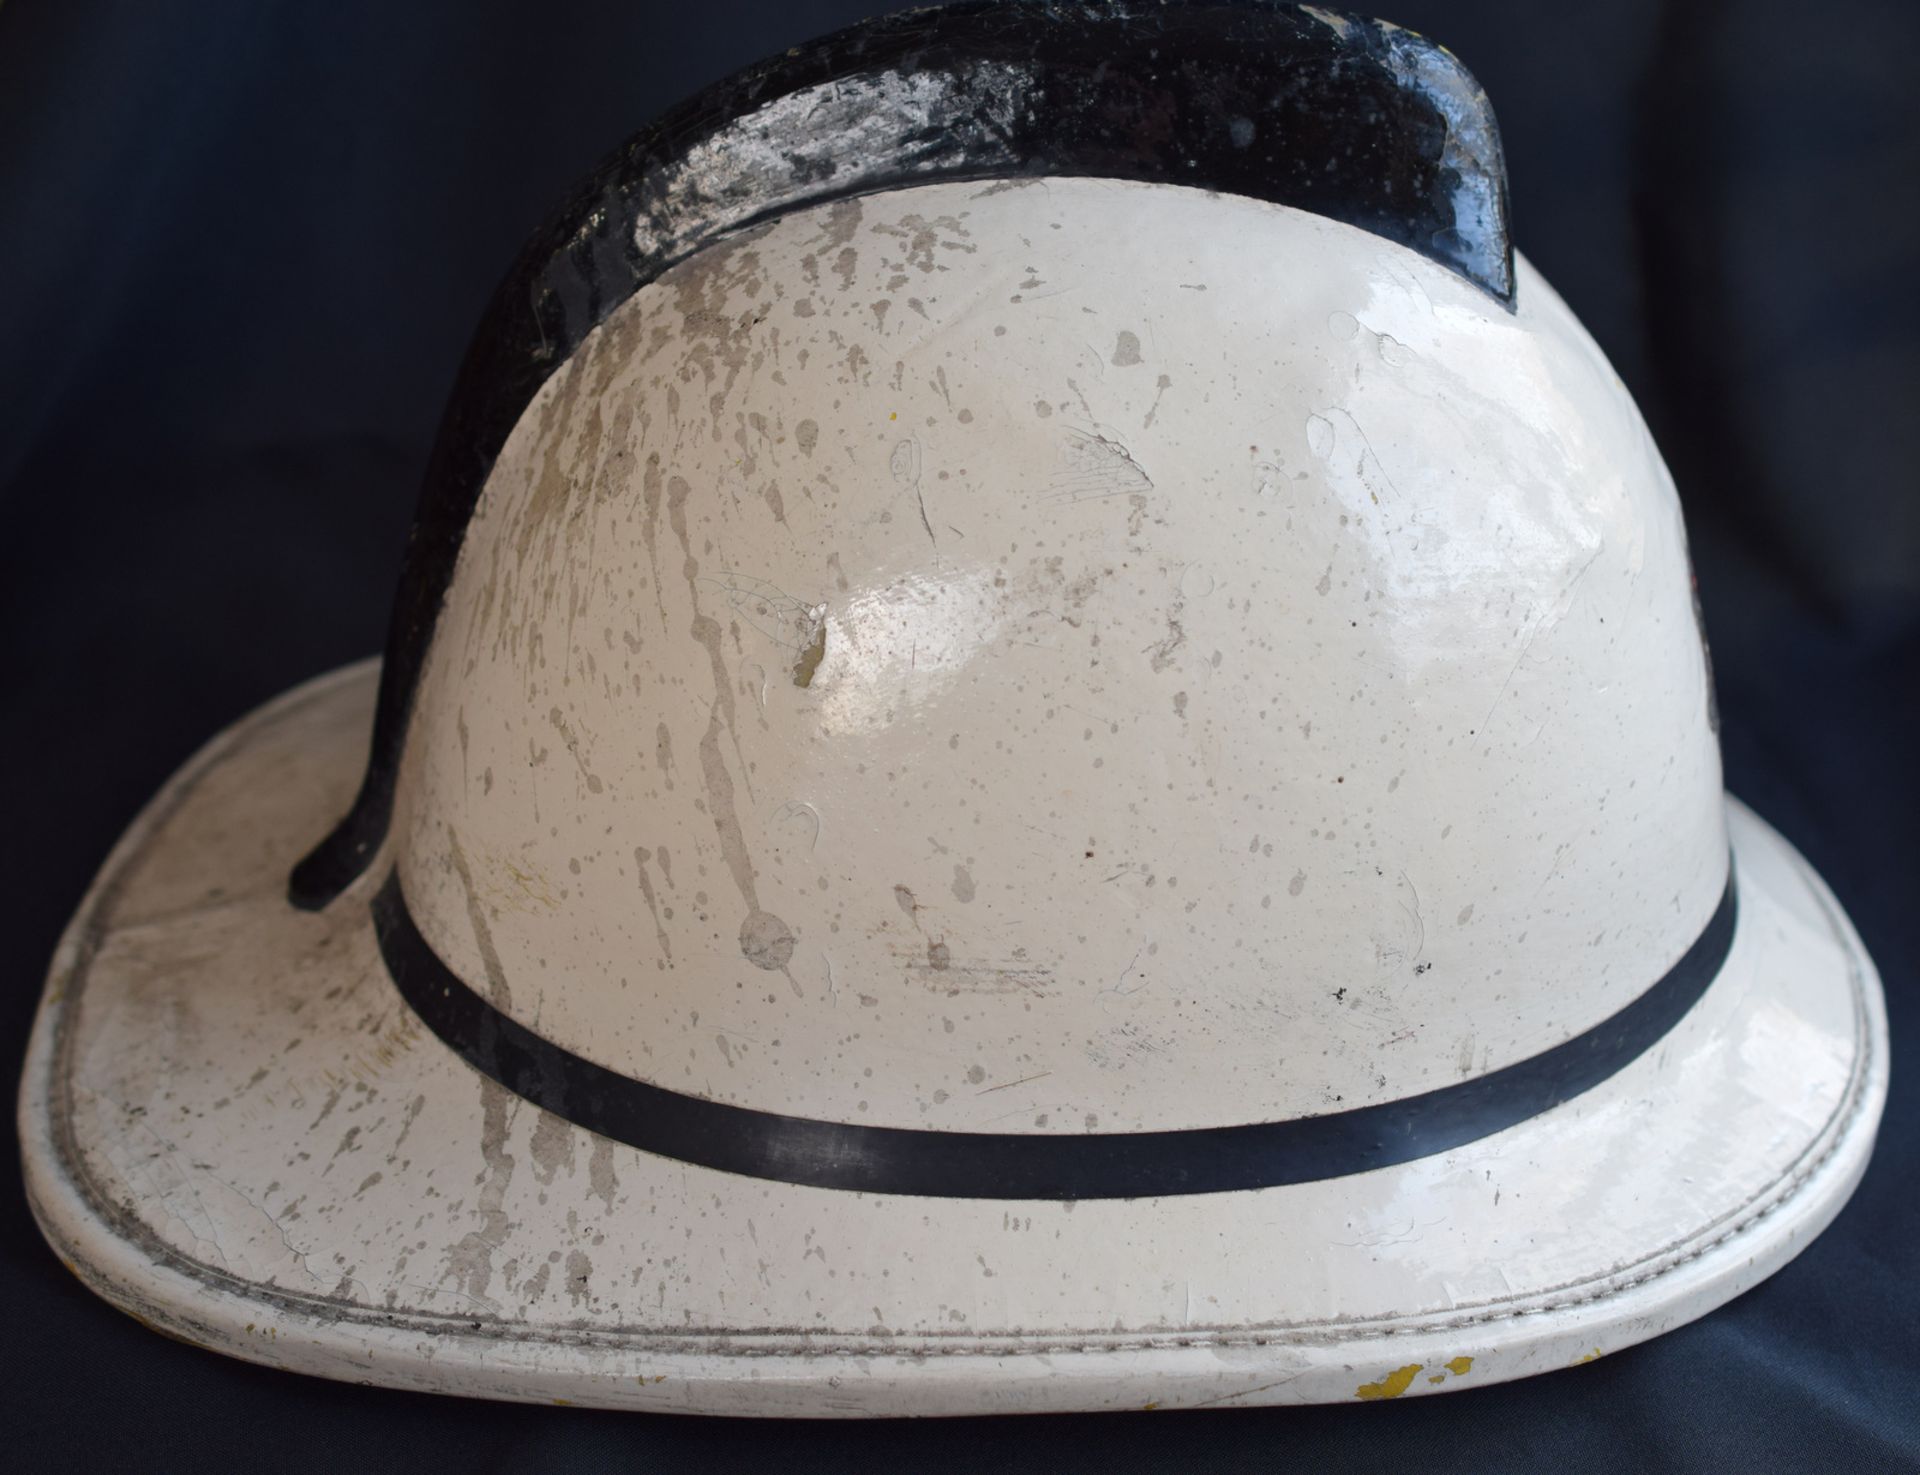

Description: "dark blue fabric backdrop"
2 1 1913 1469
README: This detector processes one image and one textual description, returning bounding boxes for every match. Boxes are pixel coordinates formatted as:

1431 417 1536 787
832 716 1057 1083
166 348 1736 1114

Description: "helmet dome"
387 175 1725 1145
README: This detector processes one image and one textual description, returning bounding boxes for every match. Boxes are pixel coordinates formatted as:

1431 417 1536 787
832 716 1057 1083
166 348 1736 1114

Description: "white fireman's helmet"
22 1 1885 1416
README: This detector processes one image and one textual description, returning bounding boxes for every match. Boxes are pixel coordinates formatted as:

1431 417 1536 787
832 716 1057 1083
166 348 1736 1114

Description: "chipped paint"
791 613 828 688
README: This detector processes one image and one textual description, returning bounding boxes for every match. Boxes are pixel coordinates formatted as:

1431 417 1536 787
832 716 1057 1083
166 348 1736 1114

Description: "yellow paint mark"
1428 1375 1446 1385
1446 1355 1473 1377
889 412 898 421
1355 1364 1423 1401
1574 1347 1604 1365
635 1374 668 1385
1141 1401 1161 1412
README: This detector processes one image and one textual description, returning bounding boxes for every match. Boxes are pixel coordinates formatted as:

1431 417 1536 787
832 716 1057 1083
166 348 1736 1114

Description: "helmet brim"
18 660 1886 1414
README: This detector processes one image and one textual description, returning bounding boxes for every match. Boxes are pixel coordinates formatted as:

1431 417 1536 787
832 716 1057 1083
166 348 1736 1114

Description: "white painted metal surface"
18 180 1887 1414
401 180 1726 1130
